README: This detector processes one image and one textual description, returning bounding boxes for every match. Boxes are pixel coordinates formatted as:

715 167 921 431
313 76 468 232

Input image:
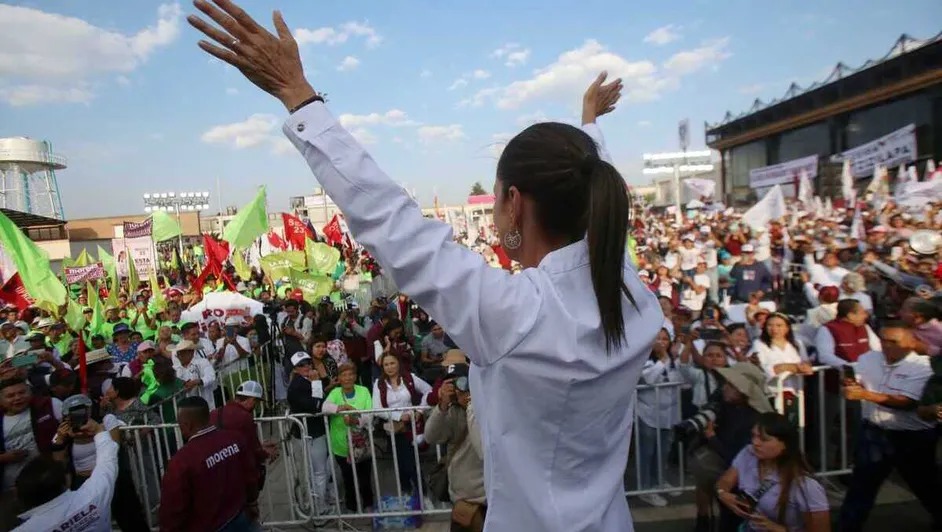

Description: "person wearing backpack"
372 353 432 494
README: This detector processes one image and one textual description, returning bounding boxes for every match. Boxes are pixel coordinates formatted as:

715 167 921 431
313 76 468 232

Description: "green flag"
74 249 94 267
151 211 182 242
289 268 334 303
127 249 141 293
305 239 340 276
260 251 306 280
97 245 116 280
223 187 268 249
86 281 104 335
65 299 86 333
148 271 168 314
231 249 251 280
0 209 67 306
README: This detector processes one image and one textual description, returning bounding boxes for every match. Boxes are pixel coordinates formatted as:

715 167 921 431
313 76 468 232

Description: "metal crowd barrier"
117 369 861 529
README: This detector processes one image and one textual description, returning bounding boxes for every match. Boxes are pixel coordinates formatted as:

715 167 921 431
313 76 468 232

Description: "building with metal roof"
705 33 942 205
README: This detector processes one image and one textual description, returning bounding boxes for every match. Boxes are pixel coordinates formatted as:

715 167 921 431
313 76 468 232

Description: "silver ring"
231 39 240 47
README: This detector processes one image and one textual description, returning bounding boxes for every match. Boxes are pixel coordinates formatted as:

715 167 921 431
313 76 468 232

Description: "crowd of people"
0 1 940 529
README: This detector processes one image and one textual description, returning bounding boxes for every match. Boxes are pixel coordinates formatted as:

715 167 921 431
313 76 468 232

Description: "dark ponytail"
497 122 637 352
586 159 635 350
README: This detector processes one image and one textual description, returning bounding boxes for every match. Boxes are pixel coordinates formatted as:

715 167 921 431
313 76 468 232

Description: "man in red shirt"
159 396 259 532
208 380 276 489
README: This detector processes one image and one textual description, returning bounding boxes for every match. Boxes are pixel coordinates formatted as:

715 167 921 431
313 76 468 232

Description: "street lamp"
642 151 714 223
142 191 211 255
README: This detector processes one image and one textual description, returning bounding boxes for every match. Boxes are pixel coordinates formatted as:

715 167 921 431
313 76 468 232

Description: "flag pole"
77 335 88 394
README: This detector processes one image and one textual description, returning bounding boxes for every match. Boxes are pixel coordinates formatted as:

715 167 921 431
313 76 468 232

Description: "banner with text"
64 263 105 284
749 155 819 189
830 123 916 178
112 237 157 277
180 291 264 331
122 218 153 239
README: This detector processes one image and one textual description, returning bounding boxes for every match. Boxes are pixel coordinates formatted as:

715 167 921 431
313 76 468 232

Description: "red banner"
282 213 313 250
267 230 287 251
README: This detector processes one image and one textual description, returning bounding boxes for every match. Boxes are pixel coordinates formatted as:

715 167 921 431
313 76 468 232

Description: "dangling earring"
503 224 522 250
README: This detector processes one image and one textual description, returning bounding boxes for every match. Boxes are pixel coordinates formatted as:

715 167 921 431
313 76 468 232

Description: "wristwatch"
289 93 325 114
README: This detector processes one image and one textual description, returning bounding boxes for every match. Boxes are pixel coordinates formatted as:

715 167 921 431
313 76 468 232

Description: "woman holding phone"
188 3 663 529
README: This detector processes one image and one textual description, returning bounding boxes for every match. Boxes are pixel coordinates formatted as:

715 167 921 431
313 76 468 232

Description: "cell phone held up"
68 406 90 430
841 364 856 383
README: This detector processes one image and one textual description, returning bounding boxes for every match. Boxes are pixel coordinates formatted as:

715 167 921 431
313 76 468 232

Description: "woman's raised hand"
187 0 316 110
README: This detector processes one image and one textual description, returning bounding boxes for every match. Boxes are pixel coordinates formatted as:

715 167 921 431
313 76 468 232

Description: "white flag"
841 159 855 204
684 177 715 198
742 185 787 231
797 169 814 208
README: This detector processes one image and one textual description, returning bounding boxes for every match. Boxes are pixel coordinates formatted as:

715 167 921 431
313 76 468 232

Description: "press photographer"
680 363 773 532
425 363 485 532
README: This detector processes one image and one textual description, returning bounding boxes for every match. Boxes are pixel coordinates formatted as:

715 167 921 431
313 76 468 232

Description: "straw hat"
716 363 773 413
84 348 112 365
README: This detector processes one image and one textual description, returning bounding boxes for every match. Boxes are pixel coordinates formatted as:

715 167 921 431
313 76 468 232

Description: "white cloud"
420 69 432 78
201 114 277 149
294 21 382 48
471 38 731 110
644 24 682 46
457 86 499 108
663 38 731 76
349 128 378 145
0 3 181 105
516 110 549 125
0 85 94 106
338 109 417 128
418 125 466 143
487 132 514 158
115 75 131 86
491 43 530 67
448 78 468 91
472 69 491 80
337 55 360 72
225 87 239 95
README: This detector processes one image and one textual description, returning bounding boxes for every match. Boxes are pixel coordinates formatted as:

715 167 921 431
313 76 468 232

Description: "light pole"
641 151 713 224
142 191 210 257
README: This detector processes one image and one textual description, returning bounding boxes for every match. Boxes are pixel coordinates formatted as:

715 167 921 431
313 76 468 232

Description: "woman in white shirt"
752 314 812 398
636 329 684 507
372 353 431 494
190 11 664 530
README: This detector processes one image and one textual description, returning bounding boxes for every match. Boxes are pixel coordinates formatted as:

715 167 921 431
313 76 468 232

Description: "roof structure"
1 208 65 228
706 32 942 133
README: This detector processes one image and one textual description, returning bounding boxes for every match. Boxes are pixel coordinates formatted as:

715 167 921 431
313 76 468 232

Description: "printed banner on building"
112 237 156 277
830 124 916 178
64 263 105 284
749 155 819 189
122 218 153 238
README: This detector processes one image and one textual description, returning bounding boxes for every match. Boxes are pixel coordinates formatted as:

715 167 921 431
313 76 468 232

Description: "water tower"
0 137 66 219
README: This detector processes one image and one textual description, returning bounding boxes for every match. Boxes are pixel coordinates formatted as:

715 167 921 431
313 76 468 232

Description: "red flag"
203 233 230 264
490 244 512 270
282 213 313 250
322 214 344 246
267 230 288 250
77 335 88 394
0 273 34 310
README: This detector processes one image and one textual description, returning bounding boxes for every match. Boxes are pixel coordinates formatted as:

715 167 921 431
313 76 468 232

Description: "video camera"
673 401 720 445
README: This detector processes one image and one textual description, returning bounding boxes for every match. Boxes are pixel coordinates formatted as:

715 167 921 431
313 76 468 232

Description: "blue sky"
1 0 939 219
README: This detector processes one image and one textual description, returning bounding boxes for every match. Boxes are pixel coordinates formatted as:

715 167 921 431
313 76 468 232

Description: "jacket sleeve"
283 104 542 368
288 379 325 414
466 404 484 460
423 404 452 445
158 453 191 531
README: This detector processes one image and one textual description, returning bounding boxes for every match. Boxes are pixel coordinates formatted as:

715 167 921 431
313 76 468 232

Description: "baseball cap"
137 340 157 353
289 289 304 301
290 351 312 367
741 244 755 253
236 380 265 400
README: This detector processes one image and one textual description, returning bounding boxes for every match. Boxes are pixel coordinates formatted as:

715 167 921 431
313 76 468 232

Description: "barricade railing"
119 371 859 529
142 341 277 424
770 364 856 478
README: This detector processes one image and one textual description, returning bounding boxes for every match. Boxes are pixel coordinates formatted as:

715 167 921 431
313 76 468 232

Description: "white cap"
699 225 711 233
236 380 265 400
290 352 311 367
741 244 755 253
224 316 242 326
682 234 695 241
